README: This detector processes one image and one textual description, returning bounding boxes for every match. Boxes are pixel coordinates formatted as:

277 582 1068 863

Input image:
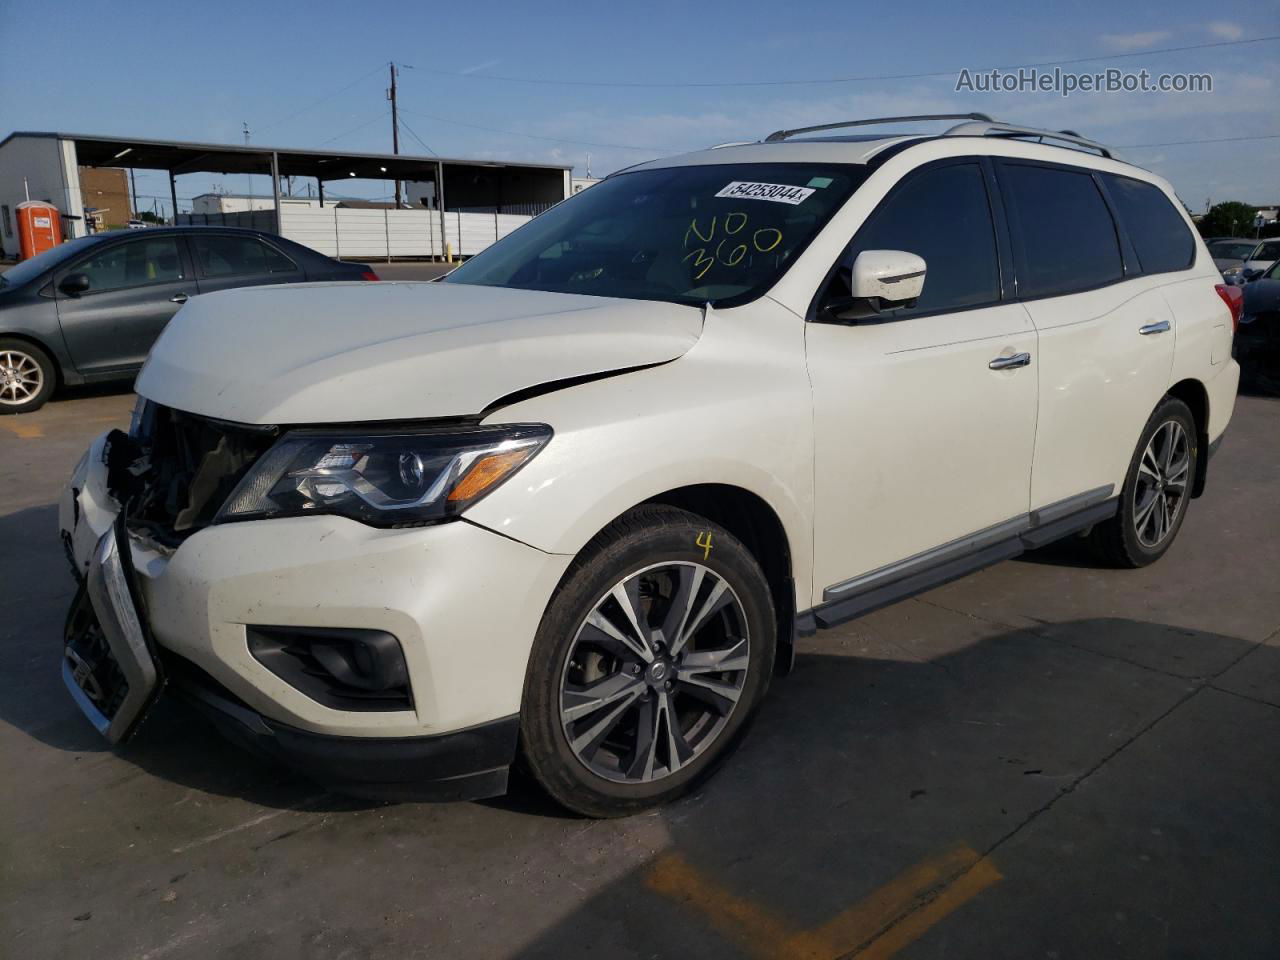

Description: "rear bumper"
165 650 519 802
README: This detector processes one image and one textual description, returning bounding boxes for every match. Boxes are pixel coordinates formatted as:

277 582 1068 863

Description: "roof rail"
942 120 1113 158
763 113 994 143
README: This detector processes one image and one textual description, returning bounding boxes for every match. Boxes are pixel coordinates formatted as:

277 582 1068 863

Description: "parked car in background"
0 226 378 413
1206 237 1259 273
1223 237 1280 283
1238 259 1280 390
57 115 1239 817
126 220 148 230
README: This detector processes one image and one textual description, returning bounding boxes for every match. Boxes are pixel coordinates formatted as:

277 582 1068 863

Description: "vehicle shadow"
50 379 136 405
503 617 1276 960
0 502 373 812
1014 532 1107 568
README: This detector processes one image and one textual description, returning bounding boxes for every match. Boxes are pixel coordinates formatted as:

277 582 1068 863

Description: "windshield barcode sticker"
714 181 815 205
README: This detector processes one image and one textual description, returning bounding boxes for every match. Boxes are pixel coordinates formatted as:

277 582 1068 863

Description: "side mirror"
820 250 927 322
60 273 91 296
851 249 926 302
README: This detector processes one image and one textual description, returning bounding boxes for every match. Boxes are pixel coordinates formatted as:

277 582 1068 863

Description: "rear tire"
0 338 56 414
1090 396 1197 568
520 505 775 818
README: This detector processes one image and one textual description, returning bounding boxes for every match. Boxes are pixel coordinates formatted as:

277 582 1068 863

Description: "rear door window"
192 234 297 278
1102 174 1194 274
998 162 1123 299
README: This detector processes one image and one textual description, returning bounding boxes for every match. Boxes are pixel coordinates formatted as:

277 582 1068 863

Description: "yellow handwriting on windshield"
683 213 784 279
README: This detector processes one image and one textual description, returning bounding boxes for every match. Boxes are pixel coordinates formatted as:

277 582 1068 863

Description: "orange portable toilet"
16 201 63 260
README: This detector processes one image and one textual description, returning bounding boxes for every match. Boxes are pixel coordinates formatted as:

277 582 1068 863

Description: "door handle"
1139 320 1170 335
988 352 1031 370
170 293 189 304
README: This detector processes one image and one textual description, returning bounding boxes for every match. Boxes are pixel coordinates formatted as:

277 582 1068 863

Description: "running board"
804 488 1116 631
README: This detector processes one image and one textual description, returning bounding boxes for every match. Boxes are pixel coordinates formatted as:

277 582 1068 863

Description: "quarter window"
839 162 1000 316
71 237 185 292
1000 163 1123 298
193 234 297 278
1103 174 1194 274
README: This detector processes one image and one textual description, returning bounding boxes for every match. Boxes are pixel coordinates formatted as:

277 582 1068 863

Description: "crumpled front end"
56 405 572 800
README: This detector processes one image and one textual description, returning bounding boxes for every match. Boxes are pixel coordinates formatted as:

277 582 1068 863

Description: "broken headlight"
215 423 551 527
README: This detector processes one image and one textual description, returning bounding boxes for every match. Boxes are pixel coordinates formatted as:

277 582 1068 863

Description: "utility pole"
243 122 250 145
388 62 401 208
129 167 138 220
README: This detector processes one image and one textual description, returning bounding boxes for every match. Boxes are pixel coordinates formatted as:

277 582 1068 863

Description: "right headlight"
216 423 551 527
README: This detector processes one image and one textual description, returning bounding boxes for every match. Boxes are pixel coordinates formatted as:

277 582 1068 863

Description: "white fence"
178 206 534 260
282 206 531 260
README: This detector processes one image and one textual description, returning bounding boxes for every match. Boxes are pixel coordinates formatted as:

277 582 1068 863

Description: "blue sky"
1 0 1275 215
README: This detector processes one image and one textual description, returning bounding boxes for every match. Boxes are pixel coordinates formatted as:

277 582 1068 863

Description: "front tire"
0 338 56 414
1091 396 1198 568
520 505 775 817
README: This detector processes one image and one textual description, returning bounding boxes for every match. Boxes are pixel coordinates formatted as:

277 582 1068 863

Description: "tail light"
1215 283 1243 333
360 270 381 282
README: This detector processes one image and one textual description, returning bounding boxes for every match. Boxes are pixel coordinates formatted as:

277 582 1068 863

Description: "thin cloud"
1206 21 1244 41
1099 30 1173 52
460 58 502 76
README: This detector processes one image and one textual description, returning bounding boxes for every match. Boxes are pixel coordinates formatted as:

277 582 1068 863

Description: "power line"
414 34 1280 89
1117 133 1280 149
398 106 666 152
318 111 391 146
395 107 1280 157
397 116 436 156
258 64 385 133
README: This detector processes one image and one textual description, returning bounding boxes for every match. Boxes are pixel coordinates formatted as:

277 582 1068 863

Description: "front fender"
465 300 815 609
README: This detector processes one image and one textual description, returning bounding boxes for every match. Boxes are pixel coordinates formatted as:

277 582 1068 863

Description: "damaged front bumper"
57 426 570 801
62 517 164 743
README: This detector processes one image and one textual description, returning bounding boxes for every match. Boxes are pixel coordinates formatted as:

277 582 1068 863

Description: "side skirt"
802 489 1116 632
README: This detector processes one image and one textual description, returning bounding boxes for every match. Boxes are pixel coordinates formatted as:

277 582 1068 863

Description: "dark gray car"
0 227 377 413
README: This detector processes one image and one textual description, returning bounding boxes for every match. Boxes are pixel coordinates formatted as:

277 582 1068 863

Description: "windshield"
1252 240 1280 261
0 235 102 288
444 163 865 307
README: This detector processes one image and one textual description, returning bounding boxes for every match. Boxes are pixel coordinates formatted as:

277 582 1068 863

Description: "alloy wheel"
1133 419 1190 548
559 561 750 784
0 349 44 406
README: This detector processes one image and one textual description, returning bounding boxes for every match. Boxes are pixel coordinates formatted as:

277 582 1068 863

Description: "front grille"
107 403 278 547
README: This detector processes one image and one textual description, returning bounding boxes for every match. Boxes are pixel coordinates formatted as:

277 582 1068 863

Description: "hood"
135 281 704 424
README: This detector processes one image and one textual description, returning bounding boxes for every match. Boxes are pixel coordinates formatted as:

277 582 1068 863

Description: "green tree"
1198 201 1259 238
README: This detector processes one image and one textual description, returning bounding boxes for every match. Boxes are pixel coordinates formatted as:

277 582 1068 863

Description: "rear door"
996 160 1177 511
54 234 195 375
189 232 304 295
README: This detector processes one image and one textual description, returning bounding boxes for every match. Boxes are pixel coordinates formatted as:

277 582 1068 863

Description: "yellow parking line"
854 856 1002 960
647 852 794 957
0 419 42 438
644 844 1001 959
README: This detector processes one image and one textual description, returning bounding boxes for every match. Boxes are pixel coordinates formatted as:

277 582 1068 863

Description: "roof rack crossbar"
763 113 994 143
942 120 1113 158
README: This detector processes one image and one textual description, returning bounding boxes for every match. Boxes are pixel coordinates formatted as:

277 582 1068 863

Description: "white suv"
59 115 1241 817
